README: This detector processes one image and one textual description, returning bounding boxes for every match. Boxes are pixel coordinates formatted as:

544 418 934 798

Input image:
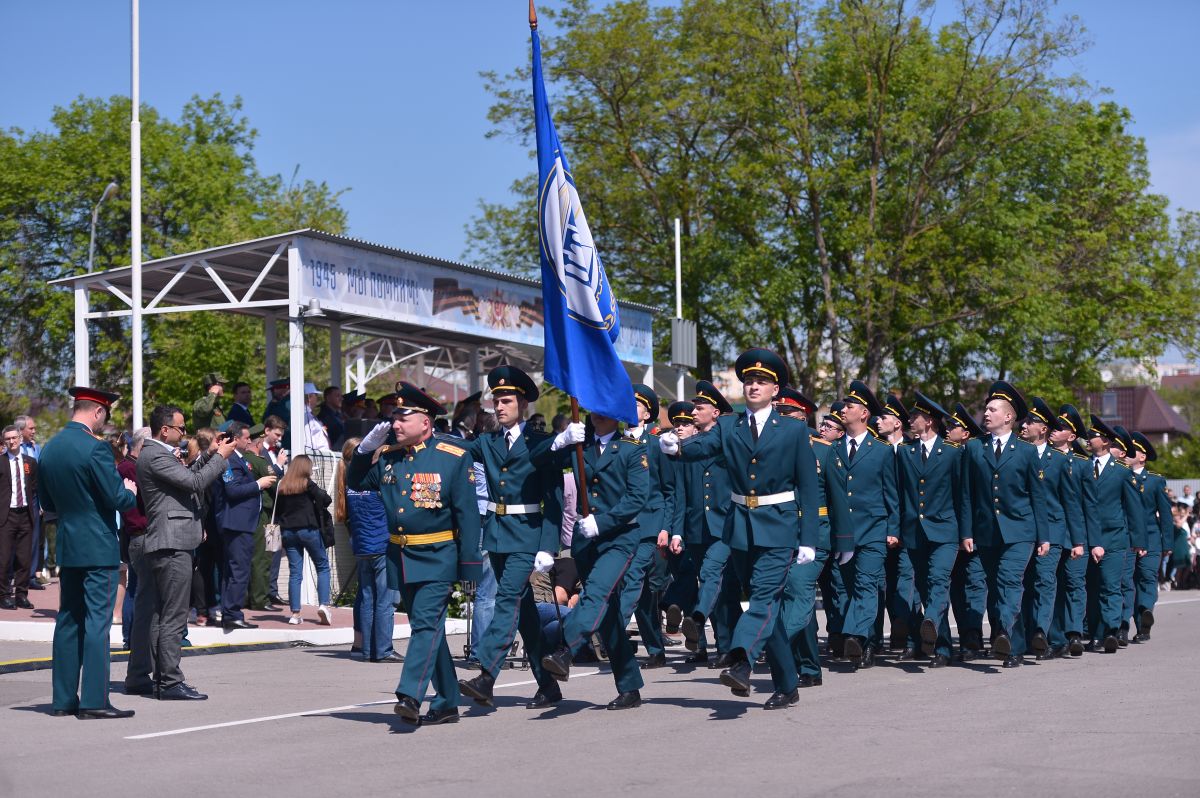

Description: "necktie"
1094 458 1100 478
750 413 759 444
994 438 1002 462
848 438 858 462
921 443 929 464
506 430 515 450
14 457 25 507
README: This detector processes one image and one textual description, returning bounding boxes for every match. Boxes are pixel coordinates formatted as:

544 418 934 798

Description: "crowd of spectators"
1166 485 1200 589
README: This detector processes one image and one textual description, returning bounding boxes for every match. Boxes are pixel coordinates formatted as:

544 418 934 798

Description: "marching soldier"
456 366 564 710
896 392 970 668
540 409 649 709
817 402 849 658
347 382 484 726
41 387 139 718
1019 397 1084 659
674 381 741 667
1081 418 1146 653
962 381 1047 667
661 349 821 709
659 400 696 642
618 384 678 669
775 387 839 688
877 393 919 654
1126 430 1173 642
946 402 989 660
825 380 899 670
1048 405 1091 657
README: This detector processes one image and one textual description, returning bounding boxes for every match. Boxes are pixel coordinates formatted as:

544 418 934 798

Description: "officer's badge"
641 454 649 469
467 471 475 483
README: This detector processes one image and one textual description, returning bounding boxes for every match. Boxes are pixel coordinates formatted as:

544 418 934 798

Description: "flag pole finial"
529 0 538 31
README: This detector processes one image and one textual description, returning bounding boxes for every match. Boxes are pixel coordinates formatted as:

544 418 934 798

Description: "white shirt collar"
922 437 936 456
993 431 1012 450
1036 442 1047 457
503 421 526 439
848 430 868 448
148 438 178 454
1133 465 1145 474
747 406 773 429
6 449 19 460
596 430 617 448
1095 452 1111 467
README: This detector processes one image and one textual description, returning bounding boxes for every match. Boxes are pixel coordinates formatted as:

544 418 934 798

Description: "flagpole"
130 0 144 428
529 0 537 31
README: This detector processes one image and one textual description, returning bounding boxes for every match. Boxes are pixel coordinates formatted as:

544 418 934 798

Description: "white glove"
836 551 854 565
577 514 600 539
659 430 679 455
533 551 555 573
551 421 587 451
796 546 816 565
359 421 391 453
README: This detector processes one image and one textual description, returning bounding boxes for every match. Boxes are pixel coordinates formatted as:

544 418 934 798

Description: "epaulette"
811 437 831 446
1114 460 1130 469
1073 453 1089 461
435 441 466 457
943 438 960 448
1149 471 1162 478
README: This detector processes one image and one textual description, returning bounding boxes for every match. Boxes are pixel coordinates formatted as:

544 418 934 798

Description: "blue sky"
3 0 1198 267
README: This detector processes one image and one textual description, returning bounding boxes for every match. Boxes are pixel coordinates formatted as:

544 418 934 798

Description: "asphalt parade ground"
3 598 1200 798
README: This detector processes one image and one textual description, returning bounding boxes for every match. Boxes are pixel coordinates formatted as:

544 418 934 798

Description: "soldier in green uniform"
244 424 285 610
41 387 139 718
192 373 227 432
1048 404 1091 657
455 366 564 710
661 349 821 709
877 394 920 654
946 402 989 660
1081 417 1146 653
1126 430 1173 642
541 409 649 710
347 382 483 726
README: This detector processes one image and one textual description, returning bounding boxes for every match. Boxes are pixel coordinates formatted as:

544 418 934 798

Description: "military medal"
412 473 443 508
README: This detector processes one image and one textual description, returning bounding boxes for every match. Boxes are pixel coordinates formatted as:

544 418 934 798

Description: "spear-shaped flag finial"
529 0 538 31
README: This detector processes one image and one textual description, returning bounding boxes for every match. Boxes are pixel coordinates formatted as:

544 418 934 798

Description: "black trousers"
1 508 34 600
220 529 254 622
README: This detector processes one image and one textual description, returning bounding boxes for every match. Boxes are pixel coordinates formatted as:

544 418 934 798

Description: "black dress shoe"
797 674 823 687
27 581 45 589
992 633 1012 659
957 647 981 662
0 598 15 610
123 682 155 696
684 651 709 664
15 597 34 609
719 660 752 694
919 618 937 657
828 633 846 660
665 604 683 634
1068 635 1084 656
268 594 285 606
889 623 909 650
458 671 496 707
51 708 75 717
857 643 877 670
927 654 951 669
642 652 667 669
420 707 460 725
843 635 863 662
222 619 258 630
158 683 208 701
897 646 918 661
371 652 405 663
1001 656 1022 668
1029 630 1049 655
1133 631 1150 643
1048 643 1070 659
526 686 562 709
680 616 701 652
763 688 799 709
394 694 421 724
1103 634 1119 653
607 690 642 710
1117 628 1130 648
77 706 135 719
541 647 572 681
709 652 733 670
1139 608 1155 631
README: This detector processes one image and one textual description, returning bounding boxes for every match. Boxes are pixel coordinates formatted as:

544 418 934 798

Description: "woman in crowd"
336 438 401 662
274 454 334 625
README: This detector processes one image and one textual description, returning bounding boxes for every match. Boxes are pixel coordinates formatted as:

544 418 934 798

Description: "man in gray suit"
125 405 236 700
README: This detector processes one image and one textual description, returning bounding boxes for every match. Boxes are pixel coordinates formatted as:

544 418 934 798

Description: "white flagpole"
675 217 684 401
131 0 143 428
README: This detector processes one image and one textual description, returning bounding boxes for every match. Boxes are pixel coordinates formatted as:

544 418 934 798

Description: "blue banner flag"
532 29 637 425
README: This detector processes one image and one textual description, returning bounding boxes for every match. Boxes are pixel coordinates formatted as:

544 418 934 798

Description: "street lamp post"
86 181 119 272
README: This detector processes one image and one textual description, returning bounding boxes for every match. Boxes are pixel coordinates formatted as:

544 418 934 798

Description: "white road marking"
125 669 602 740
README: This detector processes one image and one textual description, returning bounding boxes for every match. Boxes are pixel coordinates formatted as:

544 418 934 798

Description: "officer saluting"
347 382 483 726
457 366 563 710
661 349 821 709
41 387 139 718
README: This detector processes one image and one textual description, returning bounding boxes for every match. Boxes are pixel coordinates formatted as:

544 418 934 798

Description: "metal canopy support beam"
287 246 305 453
74 285 90 387
329 322 342 389
264 313 278 383
468 347 481 394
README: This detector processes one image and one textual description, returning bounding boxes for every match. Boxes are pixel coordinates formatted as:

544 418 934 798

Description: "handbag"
264 483 282 553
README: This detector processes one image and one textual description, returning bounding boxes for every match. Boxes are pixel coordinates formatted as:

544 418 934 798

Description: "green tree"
0 94 348 419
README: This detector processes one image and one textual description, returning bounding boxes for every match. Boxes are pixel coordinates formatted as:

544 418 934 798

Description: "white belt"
730 492 793 509
487 502 541 516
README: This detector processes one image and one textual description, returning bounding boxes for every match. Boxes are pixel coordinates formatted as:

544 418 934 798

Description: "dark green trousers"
52 566 119 712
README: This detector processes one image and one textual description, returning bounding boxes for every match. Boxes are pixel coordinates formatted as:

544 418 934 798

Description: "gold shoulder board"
436 442 466 457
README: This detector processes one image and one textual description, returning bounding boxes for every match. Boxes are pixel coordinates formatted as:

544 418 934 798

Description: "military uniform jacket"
38 421 137 568
807 435 840 551
558 434 649 553
1081 458 1146 552
825 432 899 550
964 434 1049 546
679 411 821 551
348 438 483 583
626 429 679 542
678 435 730 546
1037 446 1085 549
457 426 560 555
896 438 970 548
1133 469 1173 553
210 453 263 533
192 393 225 432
